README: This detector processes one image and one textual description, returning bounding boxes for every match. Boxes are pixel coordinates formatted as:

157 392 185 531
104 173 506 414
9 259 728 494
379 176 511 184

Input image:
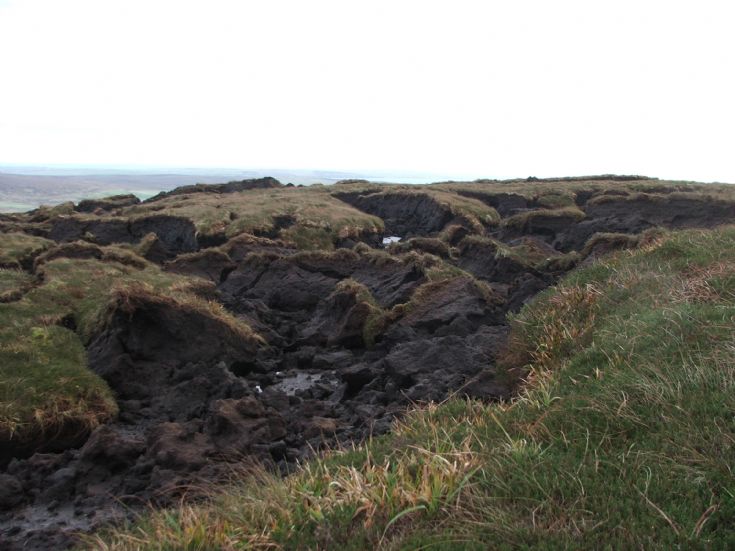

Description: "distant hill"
0 167 445 212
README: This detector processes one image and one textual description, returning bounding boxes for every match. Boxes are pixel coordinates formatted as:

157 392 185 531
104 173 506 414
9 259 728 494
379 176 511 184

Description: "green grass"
92 225 735 550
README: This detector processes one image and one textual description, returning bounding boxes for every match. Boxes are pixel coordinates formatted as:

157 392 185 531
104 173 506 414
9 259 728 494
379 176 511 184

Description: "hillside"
0 175 734 549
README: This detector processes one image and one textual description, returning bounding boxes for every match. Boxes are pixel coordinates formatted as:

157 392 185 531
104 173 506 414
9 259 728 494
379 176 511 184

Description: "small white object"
276 371 283 376
255 385 263 394
382 236 402 246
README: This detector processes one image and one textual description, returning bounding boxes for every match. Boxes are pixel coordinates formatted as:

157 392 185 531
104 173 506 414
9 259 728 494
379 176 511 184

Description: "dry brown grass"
107 281 264 346
33 241 150 271
670 260 735 304
123 187 384 249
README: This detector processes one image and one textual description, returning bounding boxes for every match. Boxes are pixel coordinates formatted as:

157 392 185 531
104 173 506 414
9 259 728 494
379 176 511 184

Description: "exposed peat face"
2 176 734 549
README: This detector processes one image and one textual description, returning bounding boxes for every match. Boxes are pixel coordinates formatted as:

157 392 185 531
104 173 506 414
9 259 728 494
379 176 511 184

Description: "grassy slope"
93 226 735 549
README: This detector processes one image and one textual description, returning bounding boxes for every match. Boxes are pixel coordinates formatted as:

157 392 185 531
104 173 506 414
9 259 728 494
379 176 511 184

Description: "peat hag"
1 175 734 549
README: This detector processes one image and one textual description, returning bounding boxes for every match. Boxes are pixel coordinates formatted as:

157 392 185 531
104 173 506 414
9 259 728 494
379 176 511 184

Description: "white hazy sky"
0 0 733 181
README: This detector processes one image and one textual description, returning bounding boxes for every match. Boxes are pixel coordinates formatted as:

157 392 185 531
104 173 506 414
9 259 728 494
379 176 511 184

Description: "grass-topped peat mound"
1 175 735 549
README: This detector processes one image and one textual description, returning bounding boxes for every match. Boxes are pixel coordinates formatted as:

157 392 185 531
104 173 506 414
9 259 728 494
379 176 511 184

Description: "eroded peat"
1 175 734 549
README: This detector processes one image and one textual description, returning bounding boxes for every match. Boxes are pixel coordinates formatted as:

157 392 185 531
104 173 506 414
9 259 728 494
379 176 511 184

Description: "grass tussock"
97 225 735 549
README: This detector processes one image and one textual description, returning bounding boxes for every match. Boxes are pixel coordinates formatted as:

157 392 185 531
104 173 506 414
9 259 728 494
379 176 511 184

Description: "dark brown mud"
2 179 734 549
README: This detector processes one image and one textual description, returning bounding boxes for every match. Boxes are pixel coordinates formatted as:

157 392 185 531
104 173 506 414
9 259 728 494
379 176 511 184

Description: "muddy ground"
2 179 734 549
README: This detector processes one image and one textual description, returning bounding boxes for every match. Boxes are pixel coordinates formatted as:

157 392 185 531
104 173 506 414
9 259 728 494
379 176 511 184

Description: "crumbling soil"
2 183 734 549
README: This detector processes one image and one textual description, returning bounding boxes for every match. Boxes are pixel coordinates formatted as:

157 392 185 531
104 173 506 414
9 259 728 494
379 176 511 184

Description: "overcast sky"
0 0 733 182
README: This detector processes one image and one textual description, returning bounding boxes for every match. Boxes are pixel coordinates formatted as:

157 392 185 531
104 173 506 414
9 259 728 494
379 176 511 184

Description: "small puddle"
272 372 324 396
